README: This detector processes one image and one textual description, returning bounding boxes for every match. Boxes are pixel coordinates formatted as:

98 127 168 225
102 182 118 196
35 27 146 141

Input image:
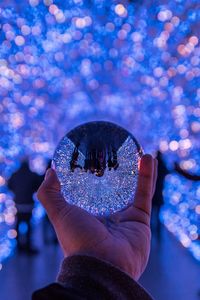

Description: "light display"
0 0 199 267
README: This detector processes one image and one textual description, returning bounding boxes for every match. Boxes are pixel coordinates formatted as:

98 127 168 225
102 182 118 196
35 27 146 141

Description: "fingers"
133 154 155 216
44 168 60 191
37 168 70 223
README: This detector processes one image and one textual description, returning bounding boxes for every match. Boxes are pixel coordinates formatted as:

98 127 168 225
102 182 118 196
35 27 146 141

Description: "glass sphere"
53 121 143 216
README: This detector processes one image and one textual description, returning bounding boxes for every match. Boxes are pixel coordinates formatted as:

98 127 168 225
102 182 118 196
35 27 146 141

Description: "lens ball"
53 121 143 216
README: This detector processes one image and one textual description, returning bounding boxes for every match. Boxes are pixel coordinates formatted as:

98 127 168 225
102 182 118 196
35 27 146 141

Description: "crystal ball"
53 121 143 216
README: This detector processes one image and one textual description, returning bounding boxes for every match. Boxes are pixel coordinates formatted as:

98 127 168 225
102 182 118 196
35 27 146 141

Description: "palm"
57 204 151 279
38 154 157 280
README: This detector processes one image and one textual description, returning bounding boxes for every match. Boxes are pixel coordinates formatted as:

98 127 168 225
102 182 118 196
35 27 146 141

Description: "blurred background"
0 0 199 299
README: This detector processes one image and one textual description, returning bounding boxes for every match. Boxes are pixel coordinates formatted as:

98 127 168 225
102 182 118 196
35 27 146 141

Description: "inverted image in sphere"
53 121 143 216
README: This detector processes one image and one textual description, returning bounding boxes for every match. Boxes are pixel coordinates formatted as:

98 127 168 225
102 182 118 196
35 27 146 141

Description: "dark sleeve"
32 255 153 300
161 162 169 177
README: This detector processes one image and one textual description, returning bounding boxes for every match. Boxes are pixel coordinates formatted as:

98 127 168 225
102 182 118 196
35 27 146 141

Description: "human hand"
37 154 157 280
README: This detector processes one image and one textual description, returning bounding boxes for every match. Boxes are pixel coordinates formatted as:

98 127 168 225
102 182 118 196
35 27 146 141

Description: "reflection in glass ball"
53 121 143 216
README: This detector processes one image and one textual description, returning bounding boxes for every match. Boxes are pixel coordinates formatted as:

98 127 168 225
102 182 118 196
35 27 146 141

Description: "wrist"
57 255 153 300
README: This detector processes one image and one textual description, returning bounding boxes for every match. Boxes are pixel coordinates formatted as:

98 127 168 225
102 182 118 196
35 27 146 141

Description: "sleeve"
32 255 154 300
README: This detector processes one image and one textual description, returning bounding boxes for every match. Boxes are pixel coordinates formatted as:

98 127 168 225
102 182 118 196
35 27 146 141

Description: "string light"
0 0 199 266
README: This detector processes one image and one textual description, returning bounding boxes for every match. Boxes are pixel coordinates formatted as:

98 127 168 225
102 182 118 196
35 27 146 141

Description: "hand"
37 154 157 280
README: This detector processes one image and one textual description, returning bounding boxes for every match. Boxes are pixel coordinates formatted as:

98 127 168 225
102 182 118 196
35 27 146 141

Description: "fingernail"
138 157 142 170
51 160 56 170
45 168 52 180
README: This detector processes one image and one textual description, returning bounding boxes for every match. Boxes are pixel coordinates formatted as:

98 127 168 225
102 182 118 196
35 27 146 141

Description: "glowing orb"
53 121 143 216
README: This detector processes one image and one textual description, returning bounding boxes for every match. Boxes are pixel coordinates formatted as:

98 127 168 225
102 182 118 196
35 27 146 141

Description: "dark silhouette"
112 149 119 170
174 161 200 299
107 150 113 171
152 151 169 239
82 147 119 175
70 143 82 172
83 151 90 172
95 150 106 177
175 162 200 181
106 148 119 171
42 160 58 245
7 159 42 254
83 148 106 176
152 155 199 241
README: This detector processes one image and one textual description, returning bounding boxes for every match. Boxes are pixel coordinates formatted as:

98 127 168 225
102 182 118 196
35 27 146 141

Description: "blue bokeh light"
0 0 199 264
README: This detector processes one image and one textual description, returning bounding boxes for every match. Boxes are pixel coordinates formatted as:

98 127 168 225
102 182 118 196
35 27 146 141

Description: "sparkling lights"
53 121 142 216
0 0 199 265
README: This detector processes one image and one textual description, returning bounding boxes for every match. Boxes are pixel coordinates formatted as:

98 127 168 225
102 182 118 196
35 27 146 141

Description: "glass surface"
53 121 143 216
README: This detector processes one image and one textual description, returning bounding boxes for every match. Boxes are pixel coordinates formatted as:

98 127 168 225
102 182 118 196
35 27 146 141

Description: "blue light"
18 222 28 235
0 0 199 266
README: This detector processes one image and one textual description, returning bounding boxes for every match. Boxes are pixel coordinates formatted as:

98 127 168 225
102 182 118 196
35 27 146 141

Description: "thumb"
44 168 61 191
37 168 70 223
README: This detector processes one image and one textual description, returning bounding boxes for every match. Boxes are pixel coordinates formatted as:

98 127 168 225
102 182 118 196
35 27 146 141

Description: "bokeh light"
0 0 200 265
